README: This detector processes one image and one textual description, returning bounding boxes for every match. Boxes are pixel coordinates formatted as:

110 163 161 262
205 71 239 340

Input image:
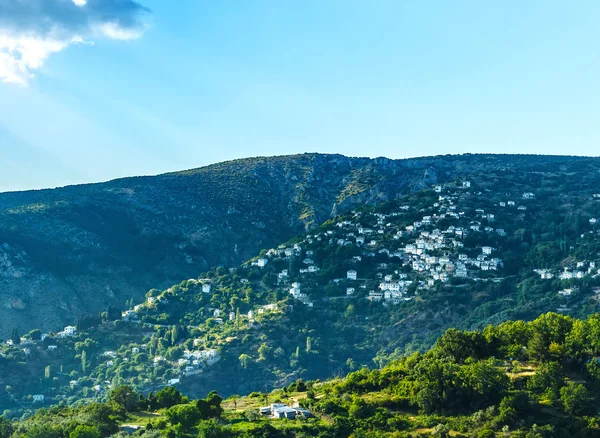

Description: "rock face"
0 152 595 336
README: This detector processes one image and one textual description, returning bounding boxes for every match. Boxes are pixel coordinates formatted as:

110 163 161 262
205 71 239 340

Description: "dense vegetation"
4 313 600 436
2 162 600 418
1 153 599 338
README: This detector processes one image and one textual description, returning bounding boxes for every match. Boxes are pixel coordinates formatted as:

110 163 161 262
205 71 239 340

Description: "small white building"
347 270 357 280
255 258 268 268
33 395 45 403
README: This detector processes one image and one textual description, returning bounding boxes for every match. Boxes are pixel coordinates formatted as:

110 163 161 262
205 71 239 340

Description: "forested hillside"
1 165 600 418
3 313 600 437
1 153 598 337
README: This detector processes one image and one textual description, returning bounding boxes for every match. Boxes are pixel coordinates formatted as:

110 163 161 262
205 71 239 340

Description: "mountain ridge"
1 152 599 337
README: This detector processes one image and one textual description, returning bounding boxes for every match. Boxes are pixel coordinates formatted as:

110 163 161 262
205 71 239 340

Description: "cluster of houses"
250 182 517 305
535 261 600 281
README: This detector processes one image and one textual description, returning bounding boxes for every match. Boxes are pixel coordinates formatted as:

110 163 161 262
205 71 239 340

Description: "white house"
33 395 45 403
347 270 357 280
482 247 493 255
202 284 212 294
60 326 77 337
368 291 384 302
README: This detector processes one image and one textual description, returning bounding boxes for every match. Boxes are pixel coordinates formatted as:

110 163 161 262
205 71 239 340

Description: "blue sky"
1 1 600 192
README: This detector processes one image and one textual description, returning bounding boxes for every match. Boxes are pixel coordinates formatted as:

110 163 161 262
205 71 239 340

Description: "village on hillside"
2 180 600 413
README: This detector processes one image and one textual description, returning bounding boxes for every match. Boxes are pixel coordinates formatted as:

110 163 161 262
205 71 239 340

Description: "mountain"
2 158 600 414
1 153 599 337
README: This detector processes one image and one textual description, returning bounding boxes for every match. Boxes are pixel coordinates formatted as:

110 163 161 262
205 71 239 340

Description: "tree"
239 353 252 369
527 332 550 362
206 391 223 418
170 326 178 346
10 329 20 345
109 385 140 412
79 404 120 436
165 404 201 431
0 417 13 438
69 425 101 438
197 419 228 438
154 386 184 409
28 329 42 341
459 361 510 410
81 350 88 373
527 362 564 400
434 328 487 364
196 399 212 420
560 382 591 416
245 409 261 422
258 343 273 361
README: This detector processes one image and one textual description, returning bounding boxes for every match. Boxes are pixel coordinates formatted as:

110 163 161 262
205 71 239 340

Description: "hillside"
2 163 600 414
1 153 599 337
4 312 600 437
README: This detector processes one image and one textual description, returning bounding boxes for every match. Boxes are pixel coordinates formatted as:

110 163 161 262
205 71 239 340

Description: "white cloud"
0 0 150 85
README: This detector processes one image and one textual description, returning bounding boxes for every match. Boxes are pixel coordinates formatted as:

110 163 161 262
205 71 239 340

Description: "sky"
1 1 600 192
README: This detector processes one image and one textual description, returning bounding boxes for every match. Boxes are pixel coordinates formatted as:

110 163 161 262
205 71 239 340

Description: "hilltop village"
2 179 600 414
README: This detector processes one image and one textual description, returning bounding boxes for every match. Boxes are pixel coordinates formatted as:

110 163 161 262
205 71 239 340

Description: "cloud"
0 0 150 85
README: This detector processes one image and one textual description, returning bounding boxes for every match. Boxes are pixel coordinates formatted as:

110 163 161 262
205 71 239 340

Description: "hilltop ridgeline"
0 153 597 336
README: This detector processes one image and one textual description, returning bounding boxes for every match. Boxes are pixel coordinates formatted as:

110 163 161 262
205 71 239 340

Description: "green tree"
0 417 13 438
81 350 88 373
165 404 201 431
560 382 591 416
154 386 185 409
245 409 261 422
206 391 223 418
460 361 510 410
258 343 273 361
527 362 564 400
28 329 42 341
69 425 101 438
10 329 20 345
109 385 140 412
197 419 228 438
78 403 120 436
239 353 252 369
434 328 487 364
